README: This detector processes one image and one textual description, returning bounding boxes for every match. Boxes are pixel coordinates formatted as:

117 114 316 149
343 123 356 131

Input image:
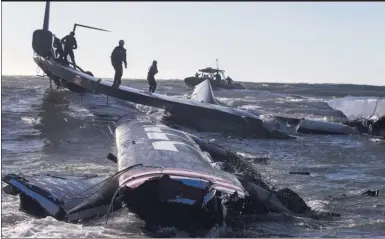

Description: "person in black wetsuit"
147 60 158 93
61 31 77 67
226 76 233 84
214 72 222 86
53 37 64 61
110 40 127 88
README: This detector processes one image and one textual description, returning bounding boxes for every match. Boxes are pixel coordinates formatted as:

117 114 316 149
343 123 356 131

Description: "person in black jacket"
110 40 127 88
53 37 64 61
147 60 158 93
61 31 77 67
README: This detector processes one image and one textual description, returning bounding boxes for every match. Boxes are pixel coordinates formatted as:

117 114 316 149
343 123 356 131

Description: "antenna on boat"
43 1 50 30
72 23 111 33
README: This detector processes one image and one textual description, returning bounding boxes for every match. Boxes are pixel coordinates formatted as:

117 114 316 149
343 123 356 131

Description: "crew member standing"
110 40 127 88
147 60 158 93
53 37 64 61
214 72 221 83
61 31 77 67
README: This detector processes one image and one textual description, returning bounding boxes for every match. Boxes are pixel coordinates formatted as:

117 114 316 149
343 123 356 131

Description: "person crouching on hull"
111 40 127 88
147 60 158 93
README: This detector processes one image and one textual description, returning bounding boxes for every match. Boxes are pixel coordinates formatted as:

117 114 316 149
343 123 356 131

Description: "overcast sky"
2 2 385 85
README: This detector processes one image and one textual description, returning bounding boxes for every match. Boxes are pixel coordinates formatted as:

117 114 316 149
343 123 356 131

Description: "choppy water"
1 76 385 238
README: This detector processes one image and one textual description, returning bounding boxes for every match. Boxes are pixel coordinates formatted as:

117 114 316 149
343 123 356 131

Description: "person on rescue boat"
214 72 221 83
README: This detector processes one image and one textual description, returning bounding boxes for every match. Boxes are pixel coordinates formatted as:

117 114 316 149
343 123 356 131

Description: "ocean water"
1 76 385 238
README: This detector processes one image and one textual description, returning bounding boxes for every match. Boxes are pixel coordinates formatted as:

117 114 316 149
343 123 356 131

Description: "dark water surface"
1 76 384 237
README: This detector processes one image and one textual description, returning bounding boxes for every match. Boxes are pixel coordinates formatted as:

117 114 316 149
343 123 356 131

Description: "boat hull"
184 76 245 90
34 57 291 138
115 117 247 233
34 56 92 93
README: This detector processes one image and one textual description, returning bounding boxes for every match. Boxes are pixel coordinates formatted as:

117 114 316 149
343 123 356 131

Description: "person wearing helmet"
61 31 77 67
110 40 127 88
147 60 158 93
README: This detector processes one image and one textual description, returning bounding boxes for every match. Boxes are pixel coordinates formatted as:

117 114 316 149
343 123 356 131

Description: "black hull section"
34 57 291 138
2 174 120 222
113 118 312 234
115 118 246 195
34 57 93 94
114 118 248 234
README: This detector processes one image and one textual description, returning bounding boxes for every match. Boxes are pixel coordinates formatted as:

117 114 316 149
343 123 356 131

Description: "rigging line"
64 164 164 201
63 164 144 201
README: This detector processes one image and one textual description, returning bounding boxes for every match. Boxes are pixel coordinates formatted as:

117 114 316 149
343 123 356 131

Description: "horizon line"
2 74 384 87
